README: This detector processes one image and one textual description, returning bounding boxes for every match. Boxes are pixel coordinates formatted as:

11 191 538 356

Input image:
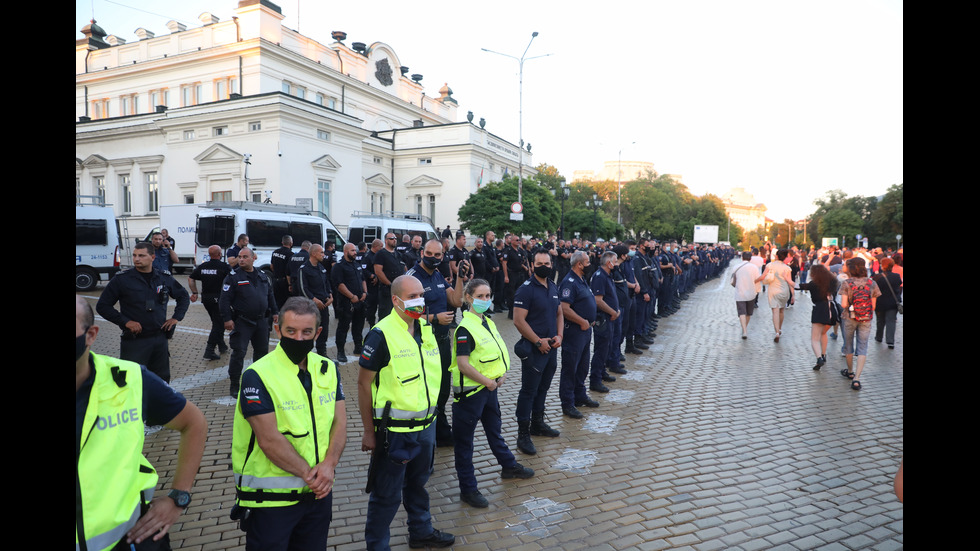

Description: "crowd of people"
731 243 904 391
82 224 743 550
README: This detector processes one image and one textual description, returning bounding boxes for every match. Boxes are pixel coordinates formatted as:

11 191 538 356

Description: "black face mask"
76 333 88 362
278 336 315 365
422 256 440 269
534 265 553 279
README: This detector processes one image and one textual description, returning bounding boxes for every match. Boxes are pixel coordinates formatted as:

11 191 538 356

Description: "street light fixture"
481 32 552 204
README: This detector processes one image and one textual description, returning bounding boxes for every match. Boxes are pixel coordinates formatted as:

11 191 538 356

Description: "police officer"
76 296 206 551
400 235 423 269
270 235 294 310
630 239 656 346
296 244 333 357
288 241 311 296
220 247 278 397
450 278 534 509
558 250 600 419
406 239 468 447
188 244 232 360
363 239 383 326
227 233 249 270
589 251 620 393
332 243 367 364
357 275 456 550
512 249 564 455
151 231 178 275
469 237 488 281
96 241 190 383
374 233 405 320
231 297 346 551
502 235 527 320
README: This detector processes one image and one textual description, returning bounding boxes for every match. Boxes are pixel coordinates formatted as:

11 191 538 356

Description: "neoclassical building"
75 0 532 243
720 187 767 232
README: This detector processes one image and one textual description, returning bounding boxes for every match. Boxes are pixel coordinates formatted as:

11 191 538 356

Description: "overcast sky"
77 0 903 222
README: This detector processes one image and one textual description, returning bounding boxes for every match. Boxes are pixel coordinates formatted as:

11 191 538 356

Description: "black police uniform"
96 267 190 383
296 259 332 356
331 256 366 360
189 258 232 356
374 247 404 320
288 248 310 296
270 245 293 309
219 266 277 394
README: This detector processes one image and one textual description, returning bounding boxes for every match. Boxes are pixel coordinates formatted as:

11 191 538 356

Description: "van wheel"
76 267 98 292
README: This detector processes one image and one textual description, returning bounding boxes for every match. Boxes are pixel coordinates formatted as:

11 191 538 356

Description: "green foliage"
808 185 902 248
457 174 560 239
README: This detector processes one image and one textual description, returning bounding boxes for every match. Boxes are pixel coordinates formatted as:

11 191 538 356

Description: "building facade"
75 0 531 246
720 187 767 232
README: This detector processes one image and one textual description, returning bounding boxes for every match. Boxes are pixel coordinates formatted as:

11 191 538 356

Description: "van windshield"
197 216 235 248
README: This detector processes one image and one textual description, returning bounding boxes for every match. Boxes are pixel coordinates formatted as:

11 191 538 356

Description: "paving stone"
79 275 903 550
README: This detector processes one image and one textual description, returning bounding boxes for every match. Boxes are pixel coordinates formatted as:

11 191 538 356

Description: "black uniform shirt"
189 259 231 296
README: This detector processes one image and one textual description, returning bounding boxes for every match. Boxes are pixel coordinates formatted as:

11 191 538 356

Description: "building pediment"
365 173 392 187
194 143 242 165
311 154 342 171
404 175 443 189
82 154 109 168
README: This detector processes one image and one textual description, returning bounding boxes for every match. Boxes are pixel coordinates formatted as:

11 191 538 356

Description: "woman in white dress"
755 248 795 342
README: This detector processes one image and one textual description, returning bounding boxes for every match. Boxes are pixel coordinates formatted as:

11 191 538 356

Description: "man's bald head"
391 274 423 298
208 245 222 259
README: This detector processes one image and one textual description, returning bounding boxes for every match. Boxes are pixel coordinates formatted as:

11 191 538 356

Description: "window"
119 175 132 214
146 172 159 213
184 130 195 140
251 192 262 203
418 158 432 165
183 194 195 204
249 121 261 132
294 87 305 100
428 195 436 223
374 157 383 165
317 129 331 141
327 97 336 109
415 194 423 215
76 219 108 246
282 81 291 94
213 126 228 136
150 89 169 110
91 99 109 120
317 179 330 216
212 191 232 201
370 193 377 213
316 93 324 106
182 83 201 107
94 176 106 203
214 77 236 100
120 94 139 116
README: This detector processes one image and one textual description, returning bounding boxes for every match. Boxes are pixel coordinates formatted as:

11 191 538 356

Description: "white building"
572 160 656 183
720 187 767 231
75 0 532 244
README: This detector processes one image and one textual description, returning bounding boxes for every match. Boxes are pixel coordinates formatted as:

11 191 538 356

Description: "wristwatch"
168 489 192 509
535 340 543 349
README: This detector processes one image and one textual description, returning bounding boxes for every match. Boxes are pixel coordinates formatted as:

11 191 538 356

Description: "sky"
76 0 903 222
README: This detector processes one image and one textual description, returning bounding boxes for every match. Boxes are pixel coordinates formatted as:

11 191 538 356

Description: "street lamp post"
482 33 552 204
585 192 603 242
559 178 569 239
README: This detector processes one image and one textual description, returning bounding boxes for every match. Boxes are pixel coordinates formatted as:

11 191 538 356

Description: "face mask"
76 333 88 362
472 298 492 313
397 296 426 319
628 250 636 257
278 336 315 364
534 265 553 279
422 255 440 269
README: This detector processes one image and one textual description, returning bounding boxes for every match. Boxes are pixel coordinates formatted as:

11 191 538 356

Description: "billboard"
693 225 719 244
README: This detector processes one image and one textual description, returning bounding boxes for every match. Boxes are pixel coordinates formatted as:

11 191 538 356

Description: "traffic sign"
511 202 523 214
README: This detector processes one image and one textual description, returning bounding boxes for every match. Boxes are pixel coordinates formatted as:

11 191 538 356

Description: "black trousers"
335 298 366 352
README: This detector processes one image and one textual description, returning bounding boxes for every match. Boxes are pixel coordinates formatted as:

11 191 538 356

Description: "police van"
347 211 438 246
76 197 122 291
195 201 346 280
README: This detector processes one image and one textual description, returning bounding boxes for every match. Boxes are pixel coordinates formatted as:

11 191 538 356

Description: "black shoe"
633 342 650 350
516 422 536 455
601 373 617 382
562 406 584 419
409 529 455 548
625 346 643 355
590 382 610 393
609 365 627 374
230 381 240 398
576 397 600 408
813 356 826 371
204 348 220 360
501 462 535 479
352 347 363 356
460 491 489 508
530 414 560 437
217 342 229 354
336 354 349 364
640 336 655 344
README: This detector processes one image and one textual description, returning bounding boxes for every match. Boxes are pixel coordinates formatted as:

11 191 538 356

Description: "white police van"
195 201 346 280
76 197 122 291
347 211 438 247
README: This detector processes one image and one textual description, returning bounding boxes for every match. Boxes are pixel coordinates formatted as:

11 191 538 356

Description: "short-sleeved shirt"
331 258 365 299
239 358 345 418
189 259 231 296
374 248 404 285
513 276 560 337
839 277 881 319
503 246 525 274
559 272 597 323
590 267 619 313
453 317 492 357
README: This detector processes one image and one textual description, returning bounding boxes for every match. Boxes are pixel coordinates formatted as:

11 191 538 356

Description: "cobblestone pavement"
80 270 903 550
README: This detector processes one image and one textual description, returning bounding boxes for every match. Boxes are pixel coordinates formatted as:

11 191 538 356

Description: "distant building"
721 187 767 231
75 0 530 244
572 160 656 183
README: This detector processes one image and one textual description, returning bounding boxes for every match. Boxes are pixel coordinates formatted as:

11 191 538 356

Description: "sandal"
851 380 862 390
774 331 781 343
840 369 854 380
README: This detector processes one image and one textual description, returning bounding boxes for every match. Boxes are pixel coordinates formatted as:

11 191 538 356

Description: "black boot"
517 421 536 455
624 337 643 355
530 412 560 437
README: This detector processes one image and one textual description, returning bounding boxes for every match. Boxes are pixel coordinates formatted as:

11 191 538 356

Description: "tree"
869 183 903 245
818 208 864 247
457 174 560 238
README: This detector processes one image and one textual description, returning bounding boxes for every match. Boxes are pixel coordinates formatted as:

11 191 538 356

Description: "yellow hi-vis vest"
449 310 510 400
232 345 340 508
76 353 158 551
370 312 441 432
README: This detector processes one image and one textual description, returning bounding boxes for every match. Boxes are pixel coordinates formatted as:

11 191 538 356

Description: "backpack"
849 280 874 322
